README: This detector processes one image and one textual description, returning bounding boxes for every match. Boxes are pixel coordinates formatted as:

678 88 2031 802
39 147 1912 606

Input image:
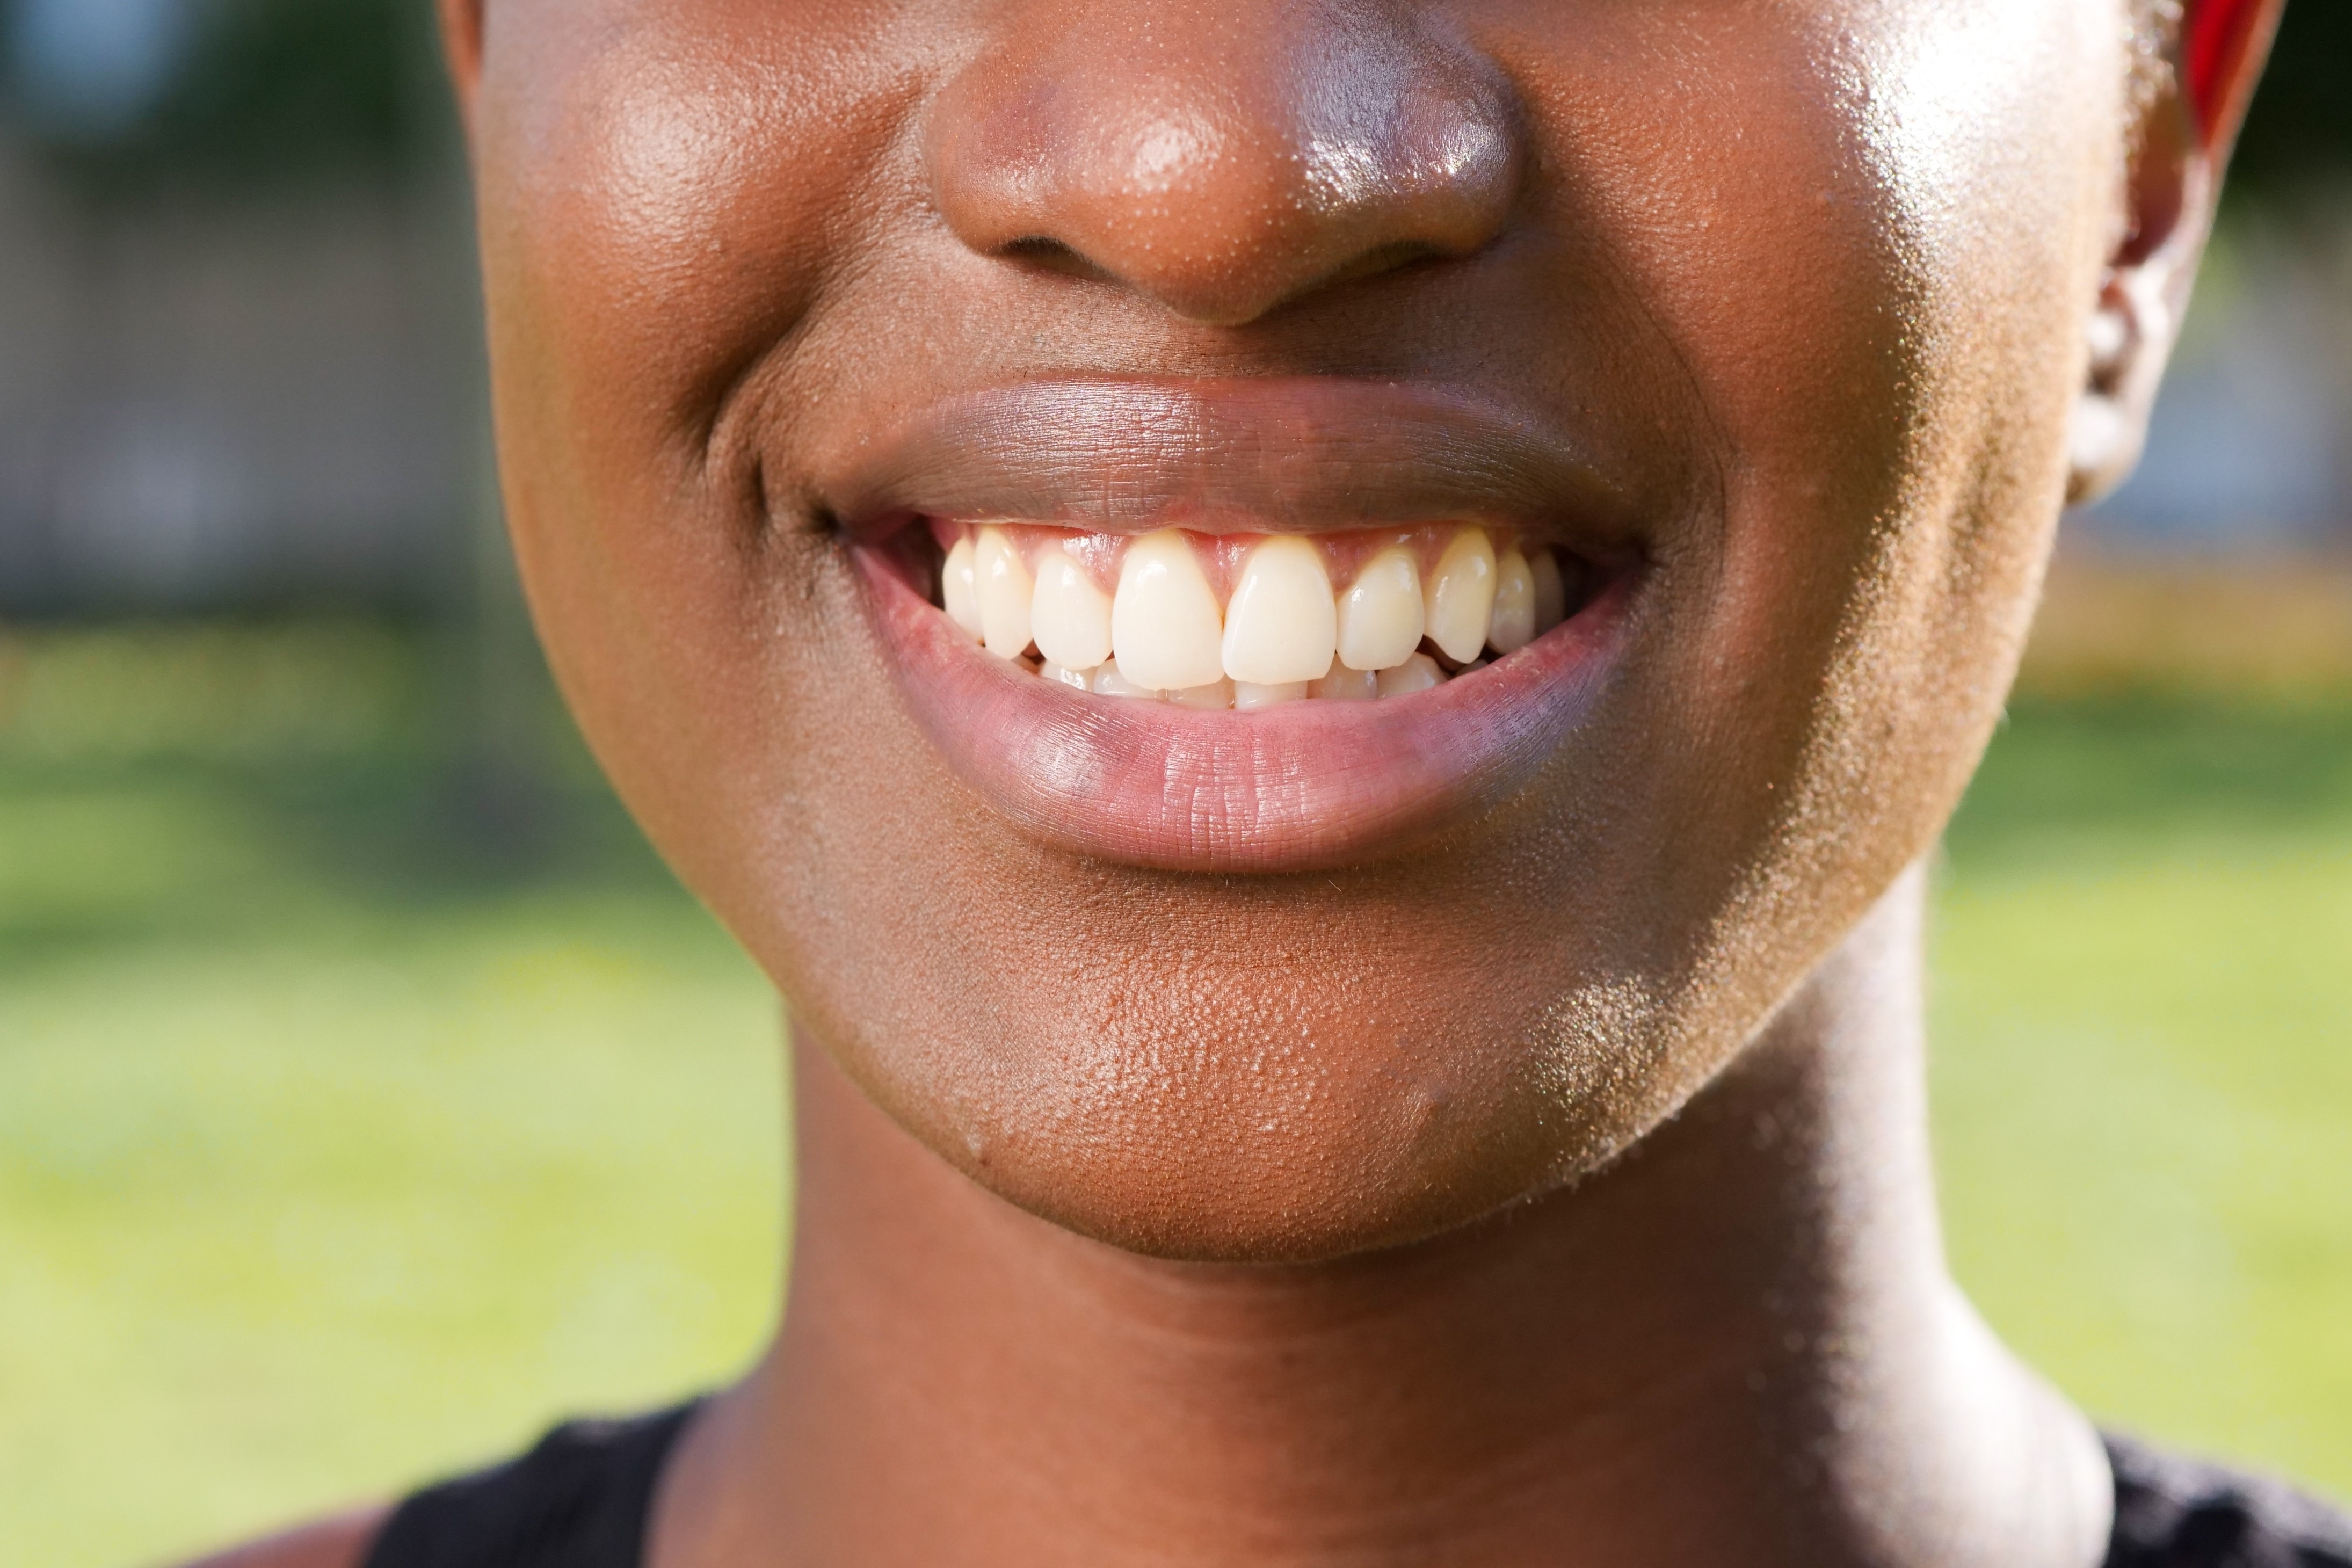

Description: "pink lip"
858 555 1634 873
829 376 1649 872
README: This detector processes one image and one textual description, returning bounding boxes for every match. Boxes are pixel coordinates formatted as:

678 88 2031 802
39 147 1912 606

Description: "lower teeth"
928 523 1586 707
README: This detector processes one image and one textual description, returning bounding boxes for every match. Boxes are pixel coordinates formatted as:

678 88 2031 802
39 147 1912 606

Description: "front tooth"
1040 660 1094 689
1030 546 1114 670
974 526 1034 660
1221 536 1337 686
1171 679 1235 709
1310 665 1378 701
1376 652 1444 698
942 534 983 641
1092 665 1163 700
1112 530 1225 692
1233 681 1309 709
1487 546 1537 655
1335 547 1425 672
1423 528 1497 665
1531 550 1568 635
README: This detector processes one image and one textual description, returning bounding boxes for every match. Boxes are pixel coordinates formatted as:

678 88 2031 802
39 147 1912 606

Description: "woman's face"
461 0 2141 1259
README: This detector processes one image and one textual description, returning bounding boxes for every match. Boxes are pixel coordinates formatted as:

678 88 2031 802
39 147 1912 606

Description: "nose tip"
926 3 1523 327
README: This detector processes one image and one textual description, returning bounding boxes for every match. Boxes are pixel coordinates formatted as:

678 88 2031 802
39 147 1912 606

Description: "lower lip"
855 549 1635 873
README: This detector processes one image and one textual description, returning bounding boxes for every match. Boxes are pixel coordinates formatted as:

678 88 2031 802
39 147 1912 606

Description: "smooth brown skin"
191 1 2279 1564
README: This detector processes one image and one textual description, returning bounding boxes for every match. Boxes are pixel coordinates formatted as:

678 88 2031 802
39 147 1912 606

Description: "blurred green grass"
0 623 785 1566
1 626 2348 1565
1933 698 2352 1494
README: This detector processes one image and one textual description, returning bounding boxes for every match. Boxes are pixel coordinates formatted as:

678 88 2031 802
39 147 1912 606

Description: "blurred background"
1 2 2347 1561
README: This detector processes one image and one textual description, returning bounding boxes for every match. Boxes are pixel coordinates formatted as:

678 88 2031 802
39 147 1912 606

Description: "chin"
785 913 1745 1263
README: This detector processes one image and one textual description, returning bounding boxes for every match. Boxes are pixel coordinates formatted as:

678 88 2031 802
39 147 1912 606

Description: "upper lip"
815 376 1645 553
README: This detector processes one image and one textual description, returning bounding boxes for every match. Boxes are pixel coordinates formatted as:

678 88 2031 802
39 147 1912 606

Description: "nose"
925 0 1523 327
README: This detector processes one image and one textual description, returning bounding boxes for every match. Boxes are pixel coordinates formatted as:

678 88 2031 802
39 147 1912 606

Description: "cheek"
469 0 943 874
1435 1 2115 1083
1759 2 2112 831
1518 1 2104 832
478 0 928 437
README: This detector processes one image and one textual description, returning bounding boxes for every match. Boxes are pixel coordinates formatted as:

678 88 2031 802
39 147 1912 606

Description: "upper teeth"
1030 545 1115 671
1111 531 1227 692
1488 546 1537 656
973 527 1036 662
1421 527 1497 665
939 524 1575 706
1335 546 1425 674
1221 535 1339 687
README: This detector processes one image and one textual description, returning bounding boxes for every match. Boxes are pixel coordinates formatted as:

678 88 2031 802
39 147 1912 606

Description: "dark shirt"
362 1404 2352 1568
2104 1434 2352 1567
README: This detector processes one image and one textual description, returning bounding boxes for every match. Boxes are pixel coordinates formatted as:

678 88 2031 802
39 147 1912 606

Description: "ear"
437 0 488 122
2066 0 2285 505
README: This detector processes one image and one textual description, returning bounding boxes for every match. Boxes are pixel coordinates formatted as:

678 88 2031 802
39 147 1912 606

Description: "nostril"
998 237 1118 284
1319 239 1453 289
996 234 1441 301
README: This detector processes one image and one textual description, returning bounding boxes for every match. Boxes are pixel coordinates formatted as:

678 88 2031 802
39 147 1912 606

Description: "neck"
656 867 2110 1568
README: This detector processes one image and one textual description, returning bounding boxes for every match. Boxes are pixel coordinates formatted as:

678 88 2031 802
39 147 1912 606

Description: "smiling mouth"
890 519 1599 707
826 378 1647 871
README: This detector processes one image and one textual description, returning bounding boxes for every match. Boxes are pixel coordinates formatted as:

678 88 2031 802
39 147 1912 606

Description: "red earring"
2183 0 2267 140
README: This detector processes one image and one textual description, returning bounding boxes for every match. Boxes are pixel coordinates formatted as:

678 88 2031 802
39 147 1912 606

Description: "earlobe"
437 0 488 115
2067 84 2201 505
2066 0 2282 506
